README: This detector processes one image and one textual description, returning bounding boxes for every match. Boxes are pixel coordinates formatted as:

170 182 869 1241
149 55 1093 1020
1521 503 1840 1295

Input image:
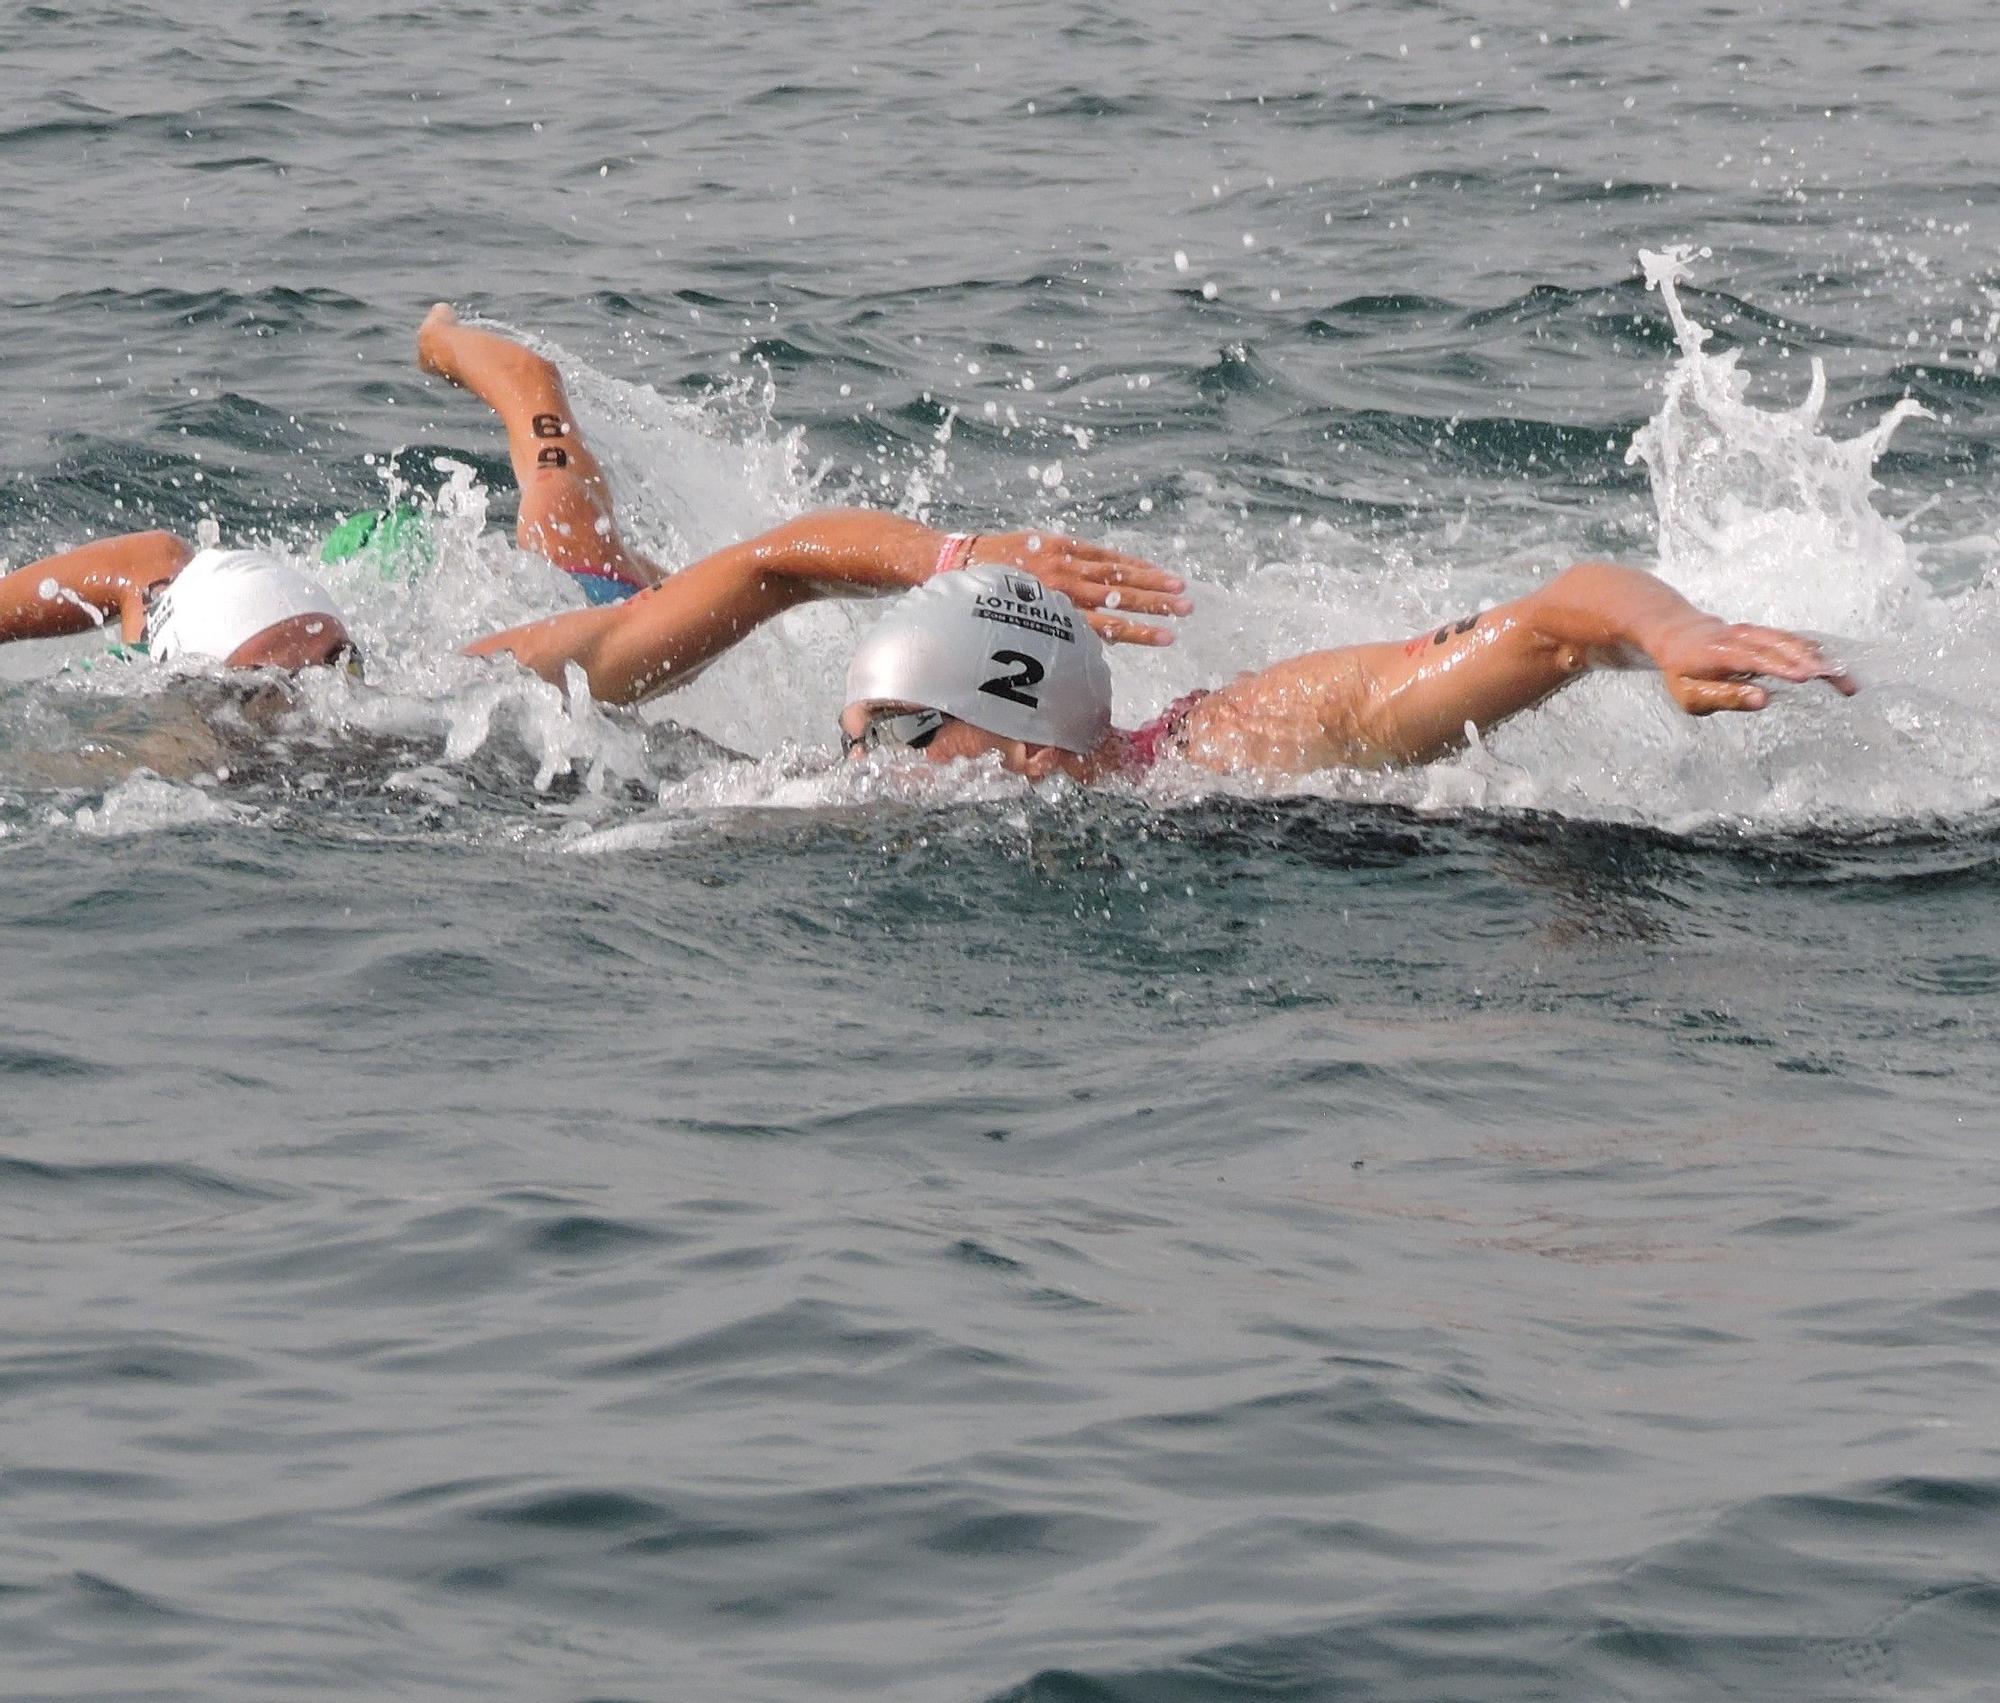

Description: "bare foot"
416 302 461 380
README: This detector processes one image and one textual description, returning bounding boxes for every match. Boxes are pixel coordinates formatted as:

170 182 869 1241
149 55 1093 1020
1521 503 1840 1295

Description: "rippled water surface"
4 3 2000 1699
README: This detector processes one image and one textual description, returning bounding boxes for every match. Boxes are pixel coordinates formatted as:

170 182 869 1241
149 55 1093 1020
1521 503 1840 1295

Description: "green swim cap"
70 638 146 675
320 503 435 580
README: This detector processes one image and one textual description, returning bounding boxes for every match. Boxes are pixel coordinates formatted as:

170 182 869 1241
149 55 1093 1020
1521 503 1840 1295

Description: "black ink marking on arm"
1433 614 1480 646
531 412 568 439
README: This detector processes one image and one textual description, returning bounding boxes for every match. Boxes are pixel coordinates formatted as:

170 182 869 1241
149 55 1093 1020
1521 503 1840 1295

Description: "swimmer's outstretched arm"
1184 562 1856 773
0 531 193 648
463 510 1189 704
416 303 665 592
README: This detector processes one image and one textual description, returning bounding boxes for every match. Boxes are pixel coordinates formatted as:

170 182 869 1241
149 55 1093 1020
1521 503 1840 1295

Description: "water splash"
70 773 246 837
7 279 1998 840
1391 248 1995 830
1627 245 1931 634
513 323 817 569
423 279 2000 832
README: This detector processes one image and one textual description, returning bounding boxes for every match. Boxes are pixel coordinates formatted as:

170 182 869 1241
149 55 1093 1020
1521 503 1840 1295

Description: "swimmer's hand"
1650 616 1859 715
969 531 1192 647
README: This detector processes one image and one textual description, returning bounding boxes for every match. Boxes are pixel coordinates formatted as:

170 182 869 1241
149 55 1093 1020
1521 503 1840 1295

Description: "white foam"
514 326 813 566
1629 244 1931 634
70 773 248 837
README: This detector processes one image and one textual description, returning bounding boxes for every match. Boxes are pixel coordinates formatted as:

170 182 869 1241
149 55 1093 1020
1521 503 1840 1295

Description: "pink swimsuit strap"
1123 688 1211 771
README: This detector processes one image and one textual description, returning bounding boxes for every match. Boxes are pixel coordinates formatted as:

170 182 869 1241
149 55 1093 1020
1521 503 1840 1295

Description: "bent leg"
416 304 662 592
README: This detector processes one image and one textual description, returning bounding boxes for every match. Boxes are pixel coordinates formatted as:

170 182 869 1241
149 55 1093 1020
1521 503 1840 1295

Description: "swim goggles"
842 707 946 756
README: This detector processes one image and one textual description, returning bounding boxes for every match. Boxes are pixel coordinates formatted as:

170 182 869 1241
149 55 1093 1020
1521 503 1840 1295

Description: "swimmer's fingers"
1064 580 1187 640
1670 675 1771 716
1056 538 1187 594
1720 625 1859 695
1056 575 1193 621
1014 546 1193 622
1664 623 1858 714
978 532 1190 601
968 530 1190 641
1081 608 1178 647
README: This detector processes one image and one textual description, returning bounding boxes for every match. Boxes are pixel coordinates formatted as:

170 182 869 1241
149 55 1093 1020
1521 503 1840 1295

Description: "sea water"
3 3 1999 1698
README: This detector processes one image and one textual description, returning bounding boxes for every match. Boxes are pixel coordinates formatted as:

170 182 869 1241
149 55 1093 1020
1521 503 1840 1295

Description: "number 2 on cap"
979 649 1045 707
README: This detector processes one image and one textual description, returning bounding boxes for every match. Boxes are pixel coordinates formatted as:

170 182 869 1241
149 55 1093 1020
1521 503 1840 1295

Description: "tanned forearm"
1186 560 1854 776
0 531 192 647
1350 561 1851 761
465 509 1185 706
1521 561 1855 716
740 510 950 596
461 512 952 703
1519 561 1714 673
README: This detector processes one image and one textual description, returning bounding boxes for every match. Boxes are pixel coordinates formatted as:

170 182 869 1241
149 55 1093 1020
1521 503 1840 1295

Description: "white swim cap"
147 548 349 668
845 566 1112 753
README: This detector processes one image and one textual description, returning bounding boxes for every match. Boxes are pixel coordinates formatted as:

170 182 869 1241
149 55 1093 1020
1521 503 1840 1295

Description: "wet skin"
223 613 356 672
838 701 1107 782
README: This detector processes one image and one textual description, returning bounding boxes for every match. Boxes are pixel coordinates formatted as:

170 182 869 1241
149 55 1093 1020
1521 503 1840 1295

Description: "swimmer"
0 534 365 785
477 552 1853 780
414 304 661 606
836 561 1856 778
0 302 676 681
0 307 1183 686
0 532 356 671
409 312 1850 774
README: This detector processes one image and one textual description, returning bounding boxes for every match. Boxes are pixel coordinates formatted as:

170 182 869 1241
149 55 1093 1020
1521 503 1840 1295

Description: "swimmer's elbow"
462 623 590 691
462 627 526 666
119 530 192 561
116 531 196 589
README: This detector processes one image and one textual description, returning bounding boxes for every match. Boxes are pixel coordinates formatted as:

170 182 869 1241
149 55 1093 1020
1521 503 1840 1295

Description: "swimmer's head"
147 548 357 673
842 567 1113 767
319 503 434 580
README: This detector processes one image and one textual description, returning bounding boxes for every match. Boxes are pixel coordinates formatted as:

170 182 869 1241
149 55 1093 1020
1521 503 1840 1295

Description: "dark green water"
4 3 1999 1698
